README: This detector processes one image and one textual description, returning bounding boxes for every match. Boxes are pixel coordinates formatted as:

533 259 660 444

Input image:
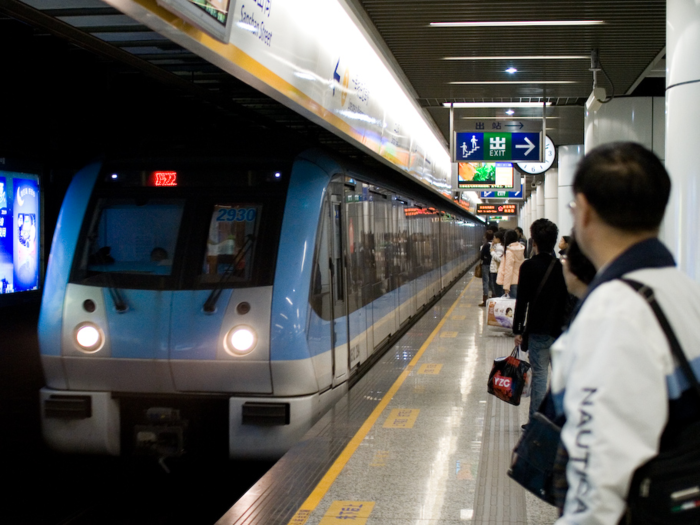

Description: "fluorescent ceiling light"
460 116 560 119
505 109 515 115
449 81 577 85
505 68 518 74
430 21 604 28
443 102 552 108
443 55 590 60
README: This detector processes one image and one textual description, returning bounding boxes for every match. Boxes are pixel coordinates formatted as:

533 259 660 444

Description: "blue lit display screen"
0 171 40 294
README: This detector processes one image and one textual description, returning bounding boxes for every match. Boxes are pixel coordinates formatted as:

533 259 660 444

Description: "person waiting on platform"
515 226 529 258
562 236 596 300
496 230 525 298
512 219 569 429
551 142 700 524
558 235 571 258
478 231 493 306
490 230 505 297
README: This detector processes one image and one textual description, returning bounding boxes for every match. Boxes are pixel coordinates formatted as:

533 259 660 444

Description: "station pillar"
544 168 558 226
524 197 532 229
666 0 700 280
535 184 545 223
557 145 584 241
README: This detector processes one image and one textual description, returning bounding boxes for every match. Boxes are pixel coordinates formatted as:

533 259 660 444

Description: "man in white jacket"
551 142 700 525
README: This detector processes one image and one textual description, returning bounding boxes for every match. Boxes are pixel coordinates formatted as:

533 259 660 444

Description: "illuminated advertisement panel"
156 0 235 43
0 171 41 295
457 162 515 190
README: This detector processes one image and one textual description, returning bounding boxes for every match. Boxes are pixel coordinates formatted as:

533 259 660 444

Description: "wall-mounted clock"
516 135 556 174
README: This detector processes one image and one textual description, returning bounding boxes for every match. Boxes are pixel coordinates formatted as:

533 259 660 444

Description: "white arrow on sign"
515 137 535 156
483 191 493 197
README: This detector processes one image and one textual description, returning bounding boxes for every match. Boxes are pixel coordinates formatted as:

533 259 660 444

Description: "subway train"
38 146 483 460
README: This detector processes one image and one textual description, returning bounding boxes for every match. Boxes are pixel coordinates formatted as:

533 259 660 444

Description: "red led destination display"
476 203 518 216
149 171 178 187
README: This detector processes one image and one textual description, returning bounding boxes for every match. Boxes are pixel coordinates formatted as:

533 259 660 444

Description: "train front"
38 157 298 460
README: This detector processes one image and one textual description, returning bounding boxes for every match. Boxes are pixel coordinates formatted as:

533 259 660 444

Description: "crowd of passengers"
474 142 700 525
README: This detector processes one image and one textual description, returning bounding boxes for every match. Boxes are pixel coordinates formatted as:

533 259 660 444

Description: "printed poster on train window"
0 172 40 295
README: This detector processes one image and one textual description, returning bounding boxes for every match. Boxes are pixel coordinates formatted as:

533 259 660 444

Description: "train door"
329 187 349 385
344 183 368 368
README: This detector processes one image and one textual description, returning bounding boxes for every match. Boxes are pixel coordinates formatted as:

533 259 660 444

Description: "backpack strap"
621 278 700 400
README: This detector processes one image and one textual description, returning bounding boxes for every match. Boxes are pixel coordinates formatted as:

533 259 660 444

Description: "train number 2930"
216 208 257 222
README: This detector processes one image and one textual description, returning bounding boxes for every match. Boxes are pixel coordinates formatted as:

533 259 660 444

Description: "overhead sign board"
481 189 523 199
454 132 542 163
103 0 452 192
457 120 543 133
480 175 523 199
476 203 518 216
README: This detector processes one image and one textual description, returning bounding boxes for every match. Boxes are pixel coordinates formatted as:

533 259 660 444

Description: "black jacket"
480 242 492 265
512 252 568 337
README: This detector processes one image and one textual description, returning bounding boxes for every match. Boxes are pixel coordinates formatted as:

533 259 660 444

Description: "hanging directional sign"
458 120 543 133
454 132 542 162
476 203 518 216
481 190 523 199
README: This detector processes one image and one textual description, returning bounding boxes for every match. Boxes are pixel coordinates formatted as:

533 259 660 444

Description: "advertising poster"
0 176 12 294
12 177 39 292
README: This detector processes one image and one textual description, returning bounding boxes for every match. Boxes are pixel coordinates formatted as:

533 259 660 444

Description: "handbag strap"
621 278 700 400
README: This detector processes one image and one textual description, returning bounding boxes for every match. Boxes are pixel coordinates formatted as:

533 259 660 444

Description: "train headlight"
74 323 104 353
225 326 257 356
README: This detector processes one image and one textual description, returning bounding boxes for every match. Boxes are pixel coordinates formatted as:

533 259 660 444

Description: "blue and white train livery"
38 148 483 460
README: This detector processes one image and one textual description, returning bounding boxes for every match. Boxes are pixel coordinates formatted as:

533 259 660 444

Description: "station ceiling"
1 0 667 162
350 0 666 146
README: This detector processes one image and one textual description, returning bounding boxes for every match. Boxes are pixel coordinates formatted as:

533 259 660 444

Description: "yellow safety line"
287 276 476 525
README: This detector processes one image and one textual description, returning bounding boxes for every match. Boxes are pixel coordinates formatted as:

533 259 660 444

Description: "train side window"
199 204 261 285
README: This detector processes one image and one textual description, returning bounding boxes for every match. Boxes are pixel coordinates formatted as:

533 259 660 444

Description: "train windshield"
200 204 261 285
78 198 186 281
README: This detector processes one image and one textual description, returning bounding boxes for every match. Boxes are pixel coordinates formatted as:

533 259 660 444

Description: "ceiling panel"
356 0 666 146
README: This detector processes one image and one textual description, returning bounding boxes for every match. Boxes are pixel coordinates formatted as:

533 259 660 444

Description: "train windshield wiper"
203 235 255 313
87 238 128 312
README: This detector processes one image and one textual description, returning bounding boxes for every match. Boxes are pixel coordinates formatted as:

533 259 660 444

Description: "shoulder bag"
622 279 700 525
508 276 700 512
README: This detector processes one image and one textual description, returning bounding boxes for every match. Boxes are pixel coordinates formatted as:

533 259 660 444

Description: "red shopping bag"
487 346 531 406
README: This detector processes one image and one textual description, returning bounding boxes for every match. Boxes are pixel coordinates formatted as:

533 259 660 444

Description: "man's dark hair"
565 237 596 285
530 218 559 254
485 230 494 241
494 230 505 242
573 142 670 231
504 229 519 247
562 235 571 245
515 226 524 237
